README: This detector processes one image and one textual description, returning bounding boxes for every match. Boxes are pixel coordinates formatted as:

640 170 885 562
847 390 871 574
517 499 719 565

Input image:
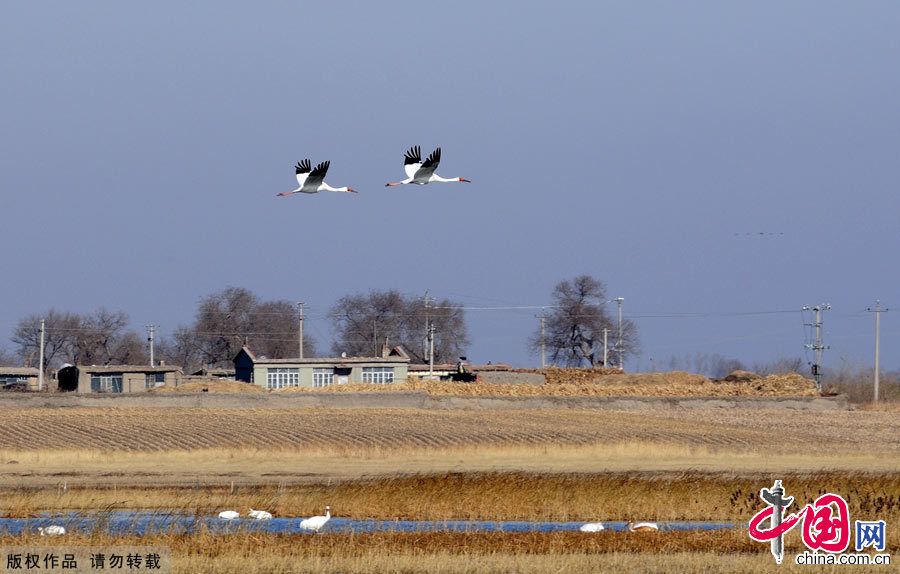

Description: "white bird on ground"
38 525 66 536
579 522 605 532
277 160 356 197
218 510 240 520
299 505 331 532
248 508 273 520
385 146 471 187
627 521 659 532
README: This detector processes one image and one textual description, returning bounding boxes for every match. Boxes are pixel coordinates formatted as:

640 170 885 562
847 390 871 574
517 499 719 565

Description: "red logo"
749 481 851 559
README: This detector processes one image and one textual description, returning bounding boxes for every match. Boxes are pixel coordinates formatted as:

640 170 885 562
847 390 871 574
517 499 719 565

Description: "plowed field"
0 407 896 453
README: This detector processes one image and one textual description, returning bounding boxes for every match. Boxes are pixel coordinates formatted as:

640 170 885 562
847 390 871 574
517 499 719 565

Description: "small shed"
74 365 183 393
0 367 40 391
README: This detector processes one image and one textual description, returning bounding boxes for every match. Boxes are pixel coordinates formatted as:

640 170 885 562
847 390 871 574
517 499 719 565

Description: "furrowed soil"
0 407 897 488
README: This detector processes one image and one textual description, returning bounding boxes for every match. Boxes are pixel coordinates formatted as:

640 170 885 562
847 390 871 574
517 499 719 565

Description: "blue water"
0 513 735 536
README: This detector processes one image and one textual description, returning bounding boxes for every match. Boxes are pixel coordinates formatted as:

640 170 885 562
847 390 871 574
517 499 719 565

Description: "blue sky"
2 2 899 371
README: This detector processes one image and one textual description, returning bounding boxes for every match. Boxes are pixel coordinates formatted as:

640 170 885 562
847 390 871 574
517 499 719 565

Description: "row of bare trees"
4 275 640 372
12 309 148 369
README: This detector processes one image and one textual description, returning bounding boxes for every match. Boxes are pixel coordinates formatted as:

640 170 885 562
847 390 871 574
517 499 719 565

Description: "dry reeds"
2 472 898 526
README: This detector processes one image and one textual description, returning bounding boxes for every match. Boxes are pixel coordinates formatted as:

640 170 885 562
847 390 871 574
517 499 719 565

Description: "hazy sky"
2 2 899 371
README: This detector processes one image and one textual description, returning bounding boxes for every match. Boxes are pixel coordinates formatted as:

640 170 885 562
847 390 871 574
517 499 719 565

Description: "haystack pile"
278 370 817 398
148 370 818 397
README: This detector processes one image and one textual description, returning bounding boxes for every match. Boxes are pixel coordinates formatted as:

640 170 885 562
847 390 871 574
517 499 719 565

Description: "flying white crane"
385 146 470 187
278 160 356 197
579 522 605 532
38 525 66 536
248 508 273 520
218 510 240 520
627 521 659 532
299 505 331 533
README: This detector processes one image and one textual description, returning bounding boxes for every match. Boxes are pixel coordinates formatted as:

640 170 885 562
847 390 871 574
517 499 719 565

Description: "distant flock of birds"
277 146 470 197
38 506 656 535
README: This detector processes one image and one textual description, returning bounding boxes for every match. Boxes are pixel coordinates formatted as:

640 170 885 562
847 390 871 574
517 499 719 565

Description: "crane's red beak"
459 178 471 183
347 187 357 193
277 192 292 197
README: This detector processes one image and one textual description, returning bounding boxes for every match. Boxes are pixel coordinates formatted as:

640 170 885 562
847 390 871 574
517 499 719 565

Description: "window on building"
145 372 166 389
91 375 123 393
0 376 27 385
312 368 334 388
362 366 394 384
266 368 299 389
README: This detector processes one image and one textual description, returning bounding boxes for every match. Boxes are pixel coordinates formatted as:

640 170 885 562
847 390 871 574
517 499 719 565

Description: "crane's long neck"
325 508 331 518
430 174 467 183
321 183 353 193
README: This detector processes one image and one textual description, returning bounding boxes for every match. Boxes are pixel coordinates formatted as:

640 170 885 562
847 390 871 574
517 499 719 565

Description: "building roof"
250 356 409 365
237 345 408 366
0 367 40 376
77 365 182 374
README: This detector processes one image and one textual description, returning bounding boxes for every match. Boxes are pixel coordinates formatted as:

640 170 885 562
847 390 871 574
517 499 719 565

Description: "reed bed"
2 472 898 525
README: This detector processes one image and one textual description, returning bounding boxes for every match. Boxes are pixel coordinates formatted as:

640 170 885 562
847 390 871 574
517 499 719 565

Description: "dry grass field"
0 407 897 488
1 404 895 573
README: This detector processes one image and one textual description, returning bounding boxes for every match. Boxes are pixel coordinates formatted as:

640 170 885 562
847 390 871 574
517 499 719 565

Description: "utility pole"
614 297 625 370
603 328 609 367
373 319 378 356
803 304 831 391
423 291 434 364
428 323 436 378
536 310 547 368
867 301 889 402
145 325 156 367
297 302 305 359
38 319 45 392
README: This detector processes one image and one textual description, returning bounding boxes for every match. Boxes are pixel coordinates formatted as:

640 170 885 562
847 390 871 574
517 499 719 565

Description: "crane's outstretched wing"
295 159 312 186
403 145 422 179
304 160 330 190
413 147 441 182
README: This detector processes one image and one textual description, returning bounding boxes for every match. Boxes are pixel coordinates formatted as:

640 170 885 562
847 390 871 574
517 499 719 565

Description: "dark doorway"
57 366 78 392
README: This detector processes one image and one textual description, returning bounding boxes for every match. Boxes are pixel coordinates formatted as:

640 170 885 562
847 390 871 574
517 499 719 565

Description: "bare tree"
329 290 469 363
12 309 146 368
183 287 316 369
753 356 803 376
12 310 81 370
0 346 17 365
529 275 639 367
154 327 199 371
